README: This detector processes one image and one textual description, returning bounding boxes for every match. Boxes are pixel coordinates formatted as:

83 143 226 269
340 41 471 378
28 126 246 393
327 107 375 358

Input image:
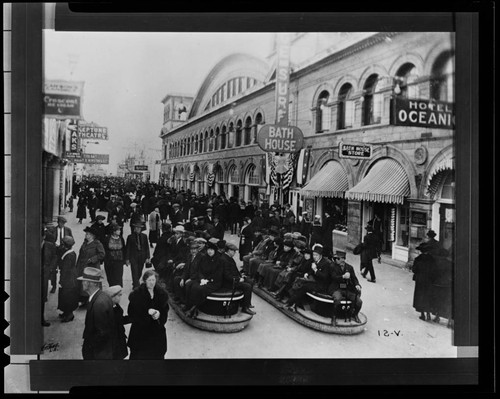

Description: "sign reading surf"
257 124 304 153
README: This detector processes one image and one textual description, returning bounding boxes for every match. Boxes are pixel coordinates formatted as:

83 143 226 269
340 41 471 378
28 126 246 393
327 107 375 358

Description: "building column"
42 153 62 226
346 200 362 251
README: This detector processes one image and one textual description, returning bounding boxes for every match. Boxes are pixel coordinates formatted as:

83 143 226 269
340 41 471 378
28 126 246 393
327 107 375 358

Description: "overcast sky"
43 31 275 172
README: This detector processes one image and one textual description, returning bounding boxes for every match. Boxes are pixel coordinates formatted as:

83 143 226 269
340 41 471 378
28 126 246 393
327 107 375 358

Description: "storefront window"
322 197 348 232
397 203 410 247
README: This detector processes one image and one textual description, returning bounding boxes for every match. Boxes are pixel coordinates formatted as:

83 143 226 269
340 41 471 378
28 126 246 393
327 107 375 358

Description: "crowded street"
39 180 456 360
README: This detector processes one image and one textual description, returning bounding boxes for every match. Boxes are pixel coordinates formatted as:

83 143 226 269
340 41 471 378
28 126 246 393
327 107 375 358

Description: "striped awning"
345 158 410 204
426 157 454 197
300 161 349 198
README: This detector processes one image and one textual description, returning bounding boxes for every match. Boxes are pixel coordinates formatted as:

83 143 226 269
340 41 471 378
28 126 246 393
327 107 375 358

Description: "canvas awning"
300 161 349 198
426 156 454 197
345 158 410 204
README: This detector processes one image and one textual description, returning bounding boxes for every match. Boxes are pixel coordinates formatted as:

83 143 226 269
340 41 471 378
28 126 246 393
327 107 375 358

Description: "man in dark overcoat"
78 267 114 360
220 242 255 315
125 223 151 290
51 215 74 294
359 225 380 282
328 250 362 324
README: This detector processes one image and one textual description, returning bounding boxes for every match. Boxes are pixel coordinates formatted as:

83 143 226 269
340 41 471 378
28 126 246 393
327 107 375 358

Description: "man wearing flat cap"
78 267 114 359
170 203 184 228
243 228 278 278
220 242 256 315
162 225 188 290
51 215 73 293
328 250 362 325
173 241 204 306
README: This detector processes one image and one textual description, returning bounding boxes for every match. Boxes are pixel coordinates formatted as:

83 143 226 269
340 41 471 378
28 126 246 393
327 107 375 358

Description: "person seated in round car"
260 239 295 291
327 250 362 325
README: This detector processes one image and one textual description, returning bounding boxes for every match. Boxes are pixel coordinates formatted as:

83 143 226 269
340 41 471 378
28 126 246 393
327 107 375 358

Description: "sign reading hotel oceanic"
257 124 304 153
339 142 373 159
77 125 109 140
393 98 454 129
43 80 84 120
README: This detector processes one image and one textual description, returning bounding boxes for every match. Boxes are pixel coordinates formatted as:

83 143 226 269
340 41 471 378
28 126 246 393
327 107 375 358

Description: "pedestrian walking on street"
127 270 170 359
104 285 130 360
51 215 73 293
57 236 79 323
430 247 453 327
76 226 105 307
78 267 115 360
103 223 127 287
357 225 380 283
148 206 162 247
76 191 87 224
412 240 436 322
125 222 151 290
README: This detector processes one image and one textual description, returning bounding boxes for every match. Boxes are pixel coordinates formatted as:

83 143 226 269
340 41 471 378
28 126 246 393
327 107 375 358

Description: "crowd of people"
41 176 453 359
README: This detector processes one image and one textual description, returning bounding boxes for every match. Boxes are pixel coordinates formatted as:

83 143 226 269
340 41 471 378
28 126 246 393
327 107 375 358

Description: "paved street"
40 205 457 360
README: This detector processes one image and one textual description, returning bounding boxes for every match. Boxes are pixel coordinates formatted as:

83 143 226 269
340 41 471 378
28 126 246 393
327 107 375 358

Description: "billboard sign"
257 124 304 153
43 80 84 119
134 165 148 171
274 35 291 126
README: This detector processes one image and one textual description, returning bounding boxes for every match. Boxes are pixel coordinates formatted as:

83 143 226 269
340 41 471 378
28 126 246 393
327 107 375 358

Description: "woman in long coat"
148 206 162 246
127 270 169 359
76 226 106 306
76 191 87 223
102 223 127 287
185 242 223 318
412 242 436 321
431 248 453 327
57 236 79 322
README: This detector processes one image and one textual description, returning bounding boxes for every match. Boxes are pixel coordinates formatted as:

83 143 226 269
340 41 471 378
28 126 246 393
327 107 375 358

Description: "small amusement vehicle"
253 284 367 335
168 287 254 333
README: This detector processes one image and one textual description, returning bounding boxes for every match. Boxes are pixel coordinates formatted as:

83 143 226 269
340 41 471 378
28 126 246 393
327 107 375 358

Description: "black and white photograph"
5 3 493 393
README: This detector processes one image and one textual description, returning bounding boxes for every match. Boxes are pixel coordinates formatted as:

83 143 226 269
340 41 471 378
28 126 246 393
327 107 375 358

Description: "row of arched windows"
315 51 454 133
168 112 264 158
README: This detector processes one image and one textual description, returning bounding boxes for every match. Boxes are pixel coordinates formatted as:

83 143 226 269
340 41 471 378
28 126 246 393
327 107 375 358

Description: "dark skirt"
413 280 433 313
104 259 124 287
431 284 452 318
77 205 87 219
57 286 79 314
262 265 283 290
149 230 159 244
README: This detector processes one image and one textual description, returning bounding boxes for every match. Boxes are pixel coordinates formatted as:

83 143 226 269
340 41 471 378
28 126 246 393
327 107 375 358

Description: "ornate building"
160 32 455 266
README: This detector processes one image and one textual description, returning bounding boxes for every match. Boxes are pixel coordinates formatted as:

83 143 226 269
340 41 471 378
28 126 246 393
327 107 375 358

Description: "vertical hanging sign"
275 34 291 126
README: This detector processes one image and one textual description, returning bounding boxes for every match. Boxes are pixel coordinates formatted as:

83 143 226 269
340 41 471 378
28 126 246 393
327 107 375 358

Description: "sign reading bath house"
393 98 454 129
257 124 304 153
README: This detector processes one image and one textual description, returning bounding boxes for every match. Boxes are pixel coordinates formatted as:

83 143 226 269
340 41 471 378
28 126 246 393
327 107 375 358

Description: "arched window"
431 52 454 102
244 117 252 146
204 131 209 153
315 90 330 133
337 83 354 130
221 125 227 150
254 112 263 143
229 165 240 184
209 129 215 151
246 164 261 185
228 122 234 148
215 127 220 151
395 63 420 99
198 133 203 154
362 74 382 126
235 120 243 147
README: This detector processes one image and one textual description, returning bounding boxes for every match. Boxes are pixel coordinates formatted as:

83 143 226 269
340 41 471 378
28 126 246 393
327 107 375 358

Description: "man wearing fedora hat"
78 267 114 359
76 225 105 307
162 225 188 290
173 240 204 306
125 222 151 290
170 203 184 228
359 225 381 283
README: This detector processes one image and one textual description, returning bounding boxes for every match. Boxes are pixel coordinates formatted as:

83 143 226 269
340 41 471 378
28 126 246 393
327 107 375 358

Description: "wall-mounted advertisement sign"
411 210 427 226
392 98 454 129
257 124 304 153
77 124 108 140
134 165 148 171
274 34 291 126
65 153 109 164
43 80 84 120
339 142 373 159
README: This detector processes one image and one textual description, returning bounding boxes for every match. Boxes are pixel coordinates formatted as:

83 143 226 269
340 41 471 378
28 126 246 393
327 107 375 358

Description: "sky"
43 31 275 173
